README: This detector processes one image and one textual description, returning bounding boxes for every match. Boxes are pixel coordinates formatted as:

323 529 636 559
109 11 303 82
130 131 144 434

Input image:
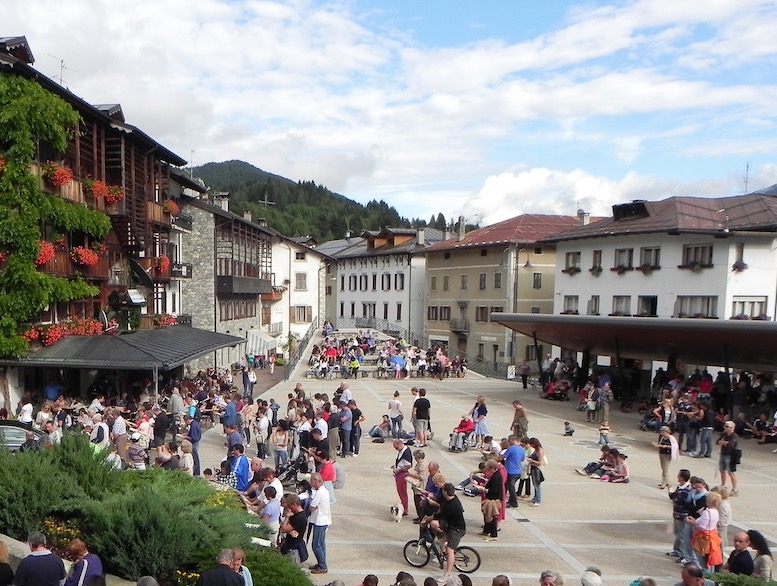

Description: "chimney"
417 227 425 246
457 215 465 242
243 210 252 222
345 230 352 240
257 218 267 227
213 192 229 212
577 208 590 226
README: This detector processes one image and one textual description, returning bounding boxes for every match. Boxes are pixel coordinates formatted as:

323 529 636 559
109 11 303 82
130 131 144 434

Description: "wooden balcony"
147 201 172 226
30 162 105 211
39 251 108 280
136 257 171 282
261 288 285 302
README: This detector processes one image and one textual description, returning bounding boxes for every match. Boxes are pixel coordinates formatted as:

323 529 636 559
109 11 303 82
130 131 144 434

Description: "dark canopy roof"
491 313 777 371
0 326 244 371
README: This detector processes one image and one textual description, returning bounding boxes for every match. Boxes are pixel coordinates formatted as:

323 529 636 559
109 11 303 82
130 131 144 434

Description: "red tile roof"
424 214 584 252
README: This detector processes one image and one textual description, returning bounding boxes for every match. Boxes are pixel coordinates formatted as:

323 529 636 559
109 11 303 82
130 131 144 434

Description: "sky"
4 0 777 226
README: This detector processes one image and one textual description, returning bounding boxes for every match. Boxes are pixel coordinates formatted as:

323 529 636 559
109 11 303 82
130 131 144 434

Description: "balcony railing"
261 288 285 302
39 251 108 280
449 318 470 333
268 322 283 336
171 213 193 231
147 201 172 226
216 275 272 296
176 314 192 326
171 262 193 279
31 162 106 211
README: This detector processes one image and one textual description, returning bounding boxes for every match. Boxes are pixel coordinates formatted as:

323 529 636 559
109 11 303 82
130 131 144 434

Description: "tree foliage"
0 73 109 357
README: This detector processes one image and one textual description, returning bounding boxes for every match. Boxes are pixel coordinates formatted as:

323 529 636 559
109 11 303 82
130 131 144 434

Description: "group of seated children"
574 445 630 483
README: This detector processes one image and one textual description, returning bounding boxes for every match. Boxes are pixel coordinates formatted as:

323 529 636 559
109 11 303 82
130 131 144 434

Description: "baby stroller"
277 427 306 487
638 413 660 431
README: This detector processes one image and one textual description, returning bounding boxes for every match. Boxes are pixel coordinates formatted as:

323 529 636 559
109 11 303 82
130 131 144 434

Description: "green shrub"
707 574 777 586
243 548 312 586
42 432 121 498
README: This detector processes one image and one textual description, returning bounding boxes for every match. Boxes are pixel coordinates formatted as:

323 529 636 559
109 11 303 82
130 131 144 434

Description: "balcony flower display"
162 199 180 216
90 242 108 256
52 234 67 250
155 254 171 271
589 265 603 276
35 240 56 265
70 246 100 266
83 176 109 199
42 161 73 187
104 185 124 204
22 317 104 347
154 313 177 326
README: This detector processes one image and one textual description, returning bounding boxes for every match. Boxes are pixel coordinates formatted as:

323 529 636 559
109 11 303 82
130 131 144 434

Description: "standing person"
717 420 740 496
63 539 103 586
388 391 403 439
308 472 332 575
472 396 489 449
527 438 545 507
711 487 732 548
337 401 353 457
667 469 693 560
412 389 431 447
231 549 253 586
654 426 679 489
511 400 529 439
429 483 466 585
541 353 553 386
182 414 202 476
601 382 614 423
272 421 290 469
687 492 723 572
0 541 12 586
392 439 413 516
348 399 364 457
721 532 753 575
519 359 532 390
502 436 525 508
109 409 128 462
230 444 251 492
195 548 243 586
598 420 611 446
152 406 170 448
406 449 428 523
254 407 270 460
12 532 65 586
476 460 504 541
280 495 308 566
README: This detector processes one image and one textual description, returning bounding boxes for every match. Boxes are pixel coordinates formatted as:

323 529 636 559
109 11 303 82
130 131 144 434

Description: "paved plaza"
199 367 777 586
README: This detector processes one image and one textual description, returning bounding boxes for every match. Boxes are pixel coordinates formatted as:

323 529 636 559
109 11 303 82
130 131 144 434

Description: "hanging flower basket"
90 242 108 256
561 266 581 275
83 176 110 199
35 240 56 265
162 199 180 216
42 162 74 187
70 246 100 266
155 254 171 271
104 185 125 204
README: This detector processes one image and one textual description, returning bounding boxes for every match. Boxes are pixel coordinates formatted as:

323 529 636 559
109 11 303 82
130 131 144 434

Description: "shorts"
446 527 465 550
719 454 733 473
415 419 429 433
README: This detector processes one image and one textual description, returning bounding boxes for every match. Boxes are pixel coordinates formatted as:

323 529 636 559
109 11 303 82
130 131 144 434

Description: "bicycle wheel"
453 545 481 573
403 540 431 568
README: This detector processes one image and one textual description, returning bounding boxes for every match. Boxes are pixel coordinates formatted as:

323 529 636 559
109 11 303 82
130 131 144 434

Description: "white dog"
390 503 404 523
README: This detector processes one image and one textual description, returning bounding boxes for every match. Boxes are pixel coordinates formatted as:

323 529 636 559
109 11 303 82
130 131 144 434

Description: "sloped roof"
425 214 583 252
317 228 444 259
542 193 777 243
0 36 34 64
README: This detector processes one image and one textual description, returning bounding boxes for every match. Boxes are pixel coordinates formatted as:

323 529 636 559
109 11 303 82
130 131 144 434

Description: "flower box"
42 162 73 187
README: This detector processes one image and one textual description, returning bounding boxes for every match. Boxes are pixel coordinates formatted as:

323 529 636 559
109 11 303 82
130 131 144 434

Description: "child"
599 420 611 445
564 421 575 436
601 452 629 483
711 486 732 549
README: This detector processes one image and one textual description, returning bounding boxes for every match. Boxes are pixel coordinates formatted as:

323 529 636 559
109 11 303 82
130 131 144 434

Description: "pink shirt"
696 508 719 531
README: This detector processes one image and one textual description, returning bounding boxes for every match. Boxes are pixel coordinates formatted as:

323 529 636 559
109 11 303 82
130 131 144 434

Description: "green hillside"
191 160 421 242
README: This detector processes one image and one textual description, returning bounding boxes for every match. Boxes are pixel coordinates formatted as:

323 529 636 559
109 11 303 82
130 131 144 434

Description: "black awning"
0 326 244 371
491 313 777 371
128 257 154 289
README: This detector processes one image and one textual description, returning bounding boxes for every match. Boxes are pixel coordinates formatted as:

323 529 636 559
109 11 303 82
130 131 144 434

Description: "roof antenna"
743 162 749 195
46 53 76 86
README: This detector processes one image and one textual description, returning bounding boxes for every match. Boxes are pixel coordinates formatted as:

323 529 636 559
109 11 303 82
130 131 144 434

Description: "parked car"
0 420 45 452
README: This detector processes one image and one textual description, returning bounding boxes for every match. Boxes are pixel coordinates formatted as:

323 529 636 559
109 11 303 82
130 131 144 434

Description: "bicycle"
402 524 481 573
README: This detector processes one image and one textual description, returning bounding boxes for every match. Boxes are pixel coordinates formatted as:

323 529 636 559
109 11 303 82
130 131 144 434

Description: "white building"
317 228 443 339
545 195 777 323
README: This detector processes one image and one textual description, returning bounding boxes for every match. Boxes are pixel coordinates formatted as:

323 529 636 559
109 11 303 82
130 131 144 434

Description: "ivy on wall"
0 73 111 357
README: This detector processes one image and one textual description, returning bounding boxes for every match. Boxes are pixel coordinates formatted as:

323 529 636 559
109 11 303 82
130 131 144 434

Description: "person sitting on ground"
575 445 616 477
564 421 575 436
368 415 392 439
478 435 501 459
601 453 629 483
449 414 474 452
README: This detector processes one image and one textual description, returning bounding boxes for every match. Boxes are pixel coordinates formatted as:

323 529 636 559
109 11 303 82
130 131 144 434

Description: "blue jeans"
312 524 328 569
687 427 699 453
339 429 352 455
673 518 691 558
532 470 542 503
699 428 713 457
390 416 403 438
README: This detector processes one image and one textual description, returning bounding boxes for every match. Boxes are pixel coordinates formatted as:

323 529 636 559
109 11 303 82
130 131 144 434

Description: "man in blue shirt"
502 435 525 508
183 414 202 476
230 444 251 492
338 401 353 457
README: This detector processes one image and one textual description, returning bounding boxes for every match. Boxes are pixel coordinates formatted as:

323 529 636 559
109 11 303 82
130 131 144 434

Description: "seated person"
478 435 501 458
734 413 751 438
601 452 629 483
455 462 486 496
575 445 618 477
376 357 389 379
748 413 771 441
368 415 392 438
449 414 474 451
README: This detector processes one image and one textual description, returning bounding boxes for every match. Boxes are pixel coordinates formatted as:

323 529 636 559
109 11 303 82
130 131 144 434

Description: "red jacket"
454 419 475 433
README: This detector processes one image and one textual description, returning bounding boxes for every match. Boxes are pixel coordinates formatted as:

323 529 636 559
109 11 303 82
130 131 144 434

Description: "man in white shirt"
309 472 332 574
43 420 61 445
90 414 111 450
88 394 105 414
313 410 328 439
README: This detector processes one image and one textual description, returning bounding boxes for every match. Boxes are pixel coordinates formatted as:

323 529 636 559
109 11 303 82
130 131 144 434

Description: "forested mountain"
191 160 447 242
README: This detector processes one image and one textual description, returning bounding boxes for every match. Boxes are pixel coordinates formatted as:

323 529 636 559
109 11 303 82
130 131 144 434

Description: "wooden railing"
39 251 108 280
146 201 172 226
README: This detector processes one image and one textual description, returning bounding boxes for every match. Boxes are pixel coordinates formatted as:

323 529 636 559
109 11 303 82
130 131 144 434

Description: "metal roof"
491 313 777 371
0 326 244 371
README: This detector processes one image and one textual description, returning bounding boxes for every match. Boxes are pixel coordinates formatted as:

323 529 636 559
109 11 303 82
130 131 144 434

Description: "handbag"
587 401 597 411
692 531 711 554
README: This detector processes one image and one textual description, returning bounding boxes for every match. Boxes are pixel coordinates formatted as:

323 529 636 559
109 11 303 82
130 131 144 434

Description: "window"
339 302 344 317
372 274 377 291
480 249 488 257
396 303 402 321
460 274 467 290
395 273 405 291
565 251 581 269
430 276 437 291
444 252 450 260
350 302 355 318
532 273 542 289
563 296 579 314
479 273 487 290
611 295 632 315
340 275 345 292
291 305 312 323
295 251 306 261
427 306 439 320
587 295 600 315
325 285 332 296
361 303 369 318
262 306 271 325
382 273 391 290
359 274 368 291
488 306 504 321
443 276 449 291
732 296 766 318
592 250 602 268
637 295 658 316
476 306 489 322
384 302 389 320
477 343 484 359
349 275 357 291
676 295 717 318
440 306 451 321
294 272 307 291
682 244 713 266
640 247 661 268
614 248 634 268
534 246 543 255
494 272 502 289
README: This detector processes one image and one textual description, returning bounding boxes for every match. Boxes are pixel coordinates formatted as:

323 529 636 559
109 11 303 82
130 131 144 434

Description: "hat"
659 426 671 433
130 432 141 441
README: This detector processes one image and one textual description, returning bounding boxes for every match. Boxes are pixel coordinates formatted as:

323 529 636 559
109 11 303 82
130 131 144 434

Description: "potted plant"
732 260 748 272
612 264 630 275
155 254 171 272
730 313 750 320
680 260 704 272
82 176 109 199
104 185 124 204
637 263 654 275
70 246 100 266
42 161 74 187
589 265 602 276
162 199 180 216
153 313 177 326
562 266 581 275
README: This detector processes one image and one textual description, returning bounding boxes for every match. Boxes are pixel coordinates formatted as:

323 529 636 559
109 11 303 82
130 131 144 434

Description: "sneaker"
666 552 680 557
687 452 696 457
590 474 601 479
310 567 328 574
575 468 588 476
678 558 690 565
352 454 358 458
483 536 499 542
437 574 451 584
529 502 540 507
730 490 738 496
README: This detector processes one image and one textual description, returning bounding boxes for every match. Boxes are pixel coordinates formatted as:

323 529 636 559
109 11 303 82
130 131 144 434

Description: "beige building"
423 214 582 370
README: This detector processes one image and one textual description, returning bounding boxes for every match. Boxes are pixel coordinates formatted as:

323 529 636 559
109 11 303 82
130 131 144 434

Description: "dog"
390 503 404 523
